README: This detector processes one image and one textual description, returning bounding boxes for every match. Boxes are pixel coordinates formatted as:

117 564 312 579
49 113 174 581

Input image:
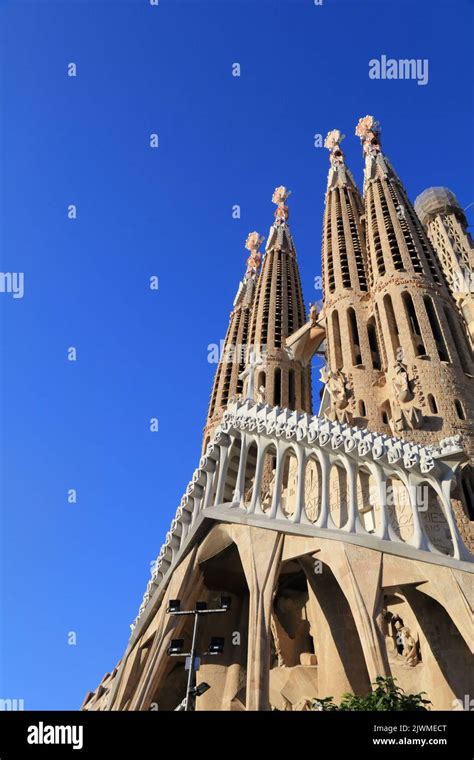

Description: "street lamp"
219 596 232 611
166 600 230 711
206 637 225 655
174 683 210 712
167 639 184 656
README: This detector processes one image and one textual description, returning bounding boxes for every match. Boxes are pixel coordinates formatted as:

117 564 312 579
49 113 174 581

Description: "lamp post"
166 597 231 711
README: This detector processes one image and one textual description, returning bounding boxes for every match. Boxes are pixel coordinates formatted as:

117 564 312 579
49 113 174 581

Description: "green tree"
309 677 431 712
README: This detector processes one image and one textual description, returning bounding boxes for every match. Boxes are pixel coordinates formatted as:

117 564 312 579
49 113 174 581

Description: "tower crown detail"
324 129 359 191
355 114 382 156
244 231 264 281
271 185 291 224
266 186 296 255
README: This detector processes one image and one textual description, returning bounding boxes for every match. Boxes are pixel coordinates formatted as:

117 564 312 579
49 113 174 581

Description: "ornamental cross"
239 350 265 400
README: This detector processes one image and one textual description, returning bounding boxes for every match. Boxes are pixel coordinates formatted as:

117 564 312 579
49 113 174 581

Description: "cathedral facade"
83 116 473 712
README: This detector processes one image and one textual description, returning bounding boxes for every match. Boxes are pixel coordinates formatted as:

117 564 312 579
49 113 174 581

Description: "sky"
0 0 472 710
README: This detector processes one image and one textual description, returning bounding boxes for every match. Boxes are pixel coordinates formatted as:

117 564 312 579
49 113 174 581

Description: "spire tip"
324 129 345 166
272 186 291 225
244 231 264 278
355 115 382 155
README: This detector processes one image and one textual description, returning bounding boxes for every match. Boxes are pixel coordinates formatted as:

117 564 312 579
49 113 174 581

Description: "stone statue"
387 361 423 433
309 302 318 325
321 368 352 422
256 385 266 404
392 617 420 668
321 367 349 411
391 361 413 404
400 626 419 668
239 350 264 400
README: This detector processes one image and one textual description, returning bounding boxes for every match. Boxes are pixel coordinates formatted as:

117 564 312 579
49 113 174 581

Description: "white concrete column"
291 447 306 525
202 461 217 510
407 475 429 551
343 458 357 533
315 453 330 529
248 438 267 515
439 474 468 560
373 466 390 540
213 438 231 505
232 433 248 504
190 486 205 526
269 441 285 520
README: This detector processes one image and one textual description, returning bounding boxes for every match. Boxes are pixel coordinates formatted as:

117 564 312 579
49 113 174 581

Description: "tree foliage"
308 677 431 712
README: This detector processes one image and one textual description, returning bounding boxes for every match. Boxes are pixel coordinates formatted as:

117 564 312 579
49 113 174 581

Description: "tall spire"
322 129 369 296
248 187 312 412
354 114 473 460
415 186 474 347
202 231 263 451
355 115 447 286
320 129 379 426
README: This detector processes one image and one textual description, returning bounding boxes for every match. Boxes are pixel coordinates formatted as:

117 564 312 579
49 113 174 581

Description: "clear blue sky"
0 0 472 710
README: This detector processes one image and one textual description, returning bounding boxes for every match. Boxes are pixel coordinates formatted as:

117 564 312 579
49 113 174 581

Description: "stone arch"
288 369 296 410
459 466 474 520
257 370 266 398
304 455 322 523
222 439 242 503
347 307 362 366
383 293 401 360
418 482 454 556
280 447 299 517
367 316 381 370
329 460 349 529
273 367 281 406
259 442 277 513
195 528 250 711
454 399 466 420
243 441 258 508
386 475 413 543
207 449 221 507
356 467 379 534
331 310 343 370
299 555 372 701
389 586 473 709
403 291 427 357
380 399 392 426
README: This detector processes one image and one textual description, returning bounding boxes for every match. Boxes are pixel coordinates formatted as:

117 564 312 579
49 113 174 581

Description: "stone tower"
415 187 474 346
83 128 473 716
247 187 312 412
202 231 264 452
355 116 473 454
320 129 382 429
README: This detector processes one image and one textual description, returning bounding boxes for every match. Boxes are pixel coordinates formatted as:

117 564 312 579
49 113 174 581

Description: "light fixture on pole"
166 599 230 710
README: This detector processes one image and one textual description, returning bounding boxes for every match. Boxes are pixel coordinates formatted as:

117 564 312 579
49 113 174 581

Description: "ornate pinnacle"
355 115 381 156
272 185 291 225
324 129 345 165
245 231 264 252
244 231 264 278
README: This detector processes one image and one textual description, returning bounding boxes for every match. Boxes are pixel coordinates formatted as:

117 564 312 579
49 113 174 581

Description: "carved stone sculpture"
272 186 291 224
